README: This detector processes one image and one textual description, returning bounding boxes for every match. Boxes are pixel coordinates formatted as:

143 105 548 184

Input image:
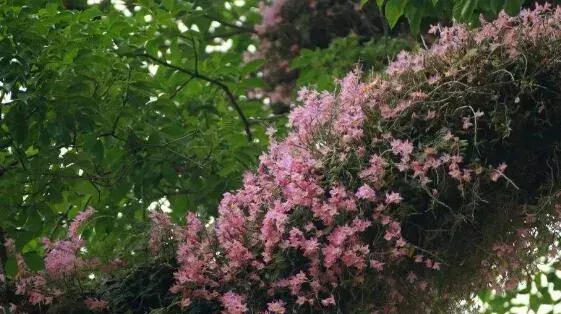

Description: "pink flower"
370 259 385 271
4 238 16 255
44 238 85 280
68 206 95 237
490 163 507 182
428 24 441 34
462 117 473 129
85 297 109 312
390 139 414 158
267 300 286 313
288 271 307 295
148 211 177 255
221 292 248 314
385 192 402 204
407 272 417 283
355 184 376 201
321 295 336 306
426 110 437 120
432 262 441 270
359 154 388 185
424 259 433 269
181 297 192 309
384 221 401 241
323 245 342 269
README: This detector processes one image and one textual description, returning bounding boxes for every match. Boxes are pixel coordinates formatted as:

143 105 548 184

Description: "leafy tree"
0 0 274 275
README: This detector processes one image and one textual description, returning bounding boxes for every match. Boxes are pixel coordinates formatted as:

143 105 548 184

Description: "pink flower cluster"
44 207 96 280
85 297 110 312
4 237 58 306
167 5 561 312
255 0 290 34
5 207 112 310
148 210 178 255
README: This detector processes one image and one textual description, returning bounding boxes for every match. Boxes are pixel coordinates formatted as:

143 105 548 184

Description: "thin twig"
201 13 257 34
137 53 253 141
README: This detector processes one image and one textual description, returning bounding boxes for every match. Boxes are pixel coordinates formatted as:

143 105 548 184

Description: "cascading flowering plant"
166 3 561 313
5 3 561 314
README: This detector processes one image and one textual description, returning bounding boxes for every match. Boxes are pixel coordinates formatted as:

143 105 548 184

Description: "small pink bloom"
321 295 336 306
385 192 402 204
267 300 286 313
355 184 376 201
490 163 507 182
370 259 385 271
85 297 109 312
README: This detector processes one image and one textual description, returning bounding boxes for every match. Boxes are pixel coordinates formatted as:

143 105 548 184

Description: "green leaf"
79 6 103 21
23 251 43 271
453 0 478 21
6 103 28 145
529 294 540 312
385 0 408 28
5 256 17 277
504 0 524 16
241 59 265 75
404 3 423 34
360 0 370 9
74 180 99 202
162 0 175 11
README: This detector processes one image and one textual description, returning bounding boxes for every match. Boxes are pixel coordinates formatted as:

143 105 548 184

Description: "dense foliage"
0 0 272 276
2 0 561 313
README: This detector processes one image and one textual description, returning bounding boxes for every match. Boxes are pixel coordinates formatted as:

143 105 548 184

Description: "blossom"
462 117 473 130
370 259 385 271
166 6 561 312
406 272 417 283
256 0 290 33
148 210 177 255
267 300 286 313
385 192 402 204
355 184 376 201
359 154 388 185
288 271 307 295
490 163 508 182
4 238 16 255
384 221 401 241
85 298 109 312
68 206 95 237
221 292 248 314
322 245 342 269
321 295 336 306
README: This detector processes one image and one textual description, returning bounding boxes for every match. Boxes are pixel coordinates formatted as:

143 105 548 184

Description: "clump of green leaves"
292 35 417 91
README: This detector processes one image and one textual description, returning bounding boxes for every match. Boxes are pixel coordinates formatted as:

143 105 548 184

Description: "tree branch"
99 69 131 140
137 53 253 141
206 29 251 39
201 13 257 34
